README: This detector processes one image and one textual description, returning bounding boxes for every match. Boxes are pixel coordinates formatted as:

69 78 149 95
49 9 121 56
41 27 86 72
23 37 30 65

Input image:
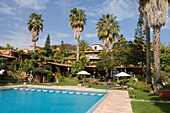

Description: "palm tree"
145 22 152 84
96 14 119 53
137 0 169 93
69 8 87 60
96 14 119 80
27 13 44 53
138 2 152 85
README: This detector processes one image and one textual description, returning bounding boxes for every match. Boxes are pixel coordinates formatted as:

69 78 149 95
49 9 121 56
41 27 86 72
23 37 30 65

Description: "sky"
0 0 170 49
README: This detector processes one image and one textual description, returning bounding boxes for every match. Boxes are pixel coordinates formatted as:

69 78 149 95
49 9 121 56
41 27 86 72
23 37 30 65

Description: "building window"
88 54 95 58
94 46 97 50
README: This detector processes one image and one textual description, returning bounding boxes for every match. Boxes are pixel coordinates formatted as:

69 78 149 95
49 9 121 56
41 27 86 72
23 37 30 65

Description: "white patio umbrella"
77 70 91 75
77 70 91 83
115 72 131 77
115 72 132 85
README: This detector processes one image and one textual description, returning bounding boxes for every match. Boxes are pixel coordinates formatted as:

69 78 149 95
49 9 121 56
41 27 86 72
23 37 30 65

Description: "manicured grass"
51 82 78 86
129 89 170 101
1 83 23 86
91 85 107 89
10 83 23 85
131 101 170 113
28 83 52 86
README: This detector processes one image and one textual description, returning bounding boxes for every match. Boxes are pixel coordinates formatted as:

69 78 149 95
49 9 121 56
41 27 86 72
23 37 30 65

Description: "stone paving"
94 90 133 113
0 85 133 113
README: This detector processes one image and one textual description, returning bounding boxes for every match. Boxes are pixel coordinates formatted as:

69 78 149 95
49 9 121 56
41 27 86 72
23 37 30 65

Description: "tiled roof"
68 50 101 55
0 54 17 59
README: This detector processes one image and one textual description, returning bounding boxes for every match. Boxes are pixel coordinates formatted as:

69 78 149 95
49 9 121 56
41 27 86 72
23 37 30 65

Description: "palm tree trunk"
105 69 109 81
146 24 152 84
33 41 36 53
77 38 80 60
153 27 163 93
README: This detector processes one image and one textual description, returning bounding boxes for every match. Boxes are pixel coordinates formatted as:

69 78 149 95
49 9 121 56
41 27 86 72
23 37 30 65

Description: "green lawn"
131 101 170 113
51 82 78 86
129 89 169 101
91 85 107 89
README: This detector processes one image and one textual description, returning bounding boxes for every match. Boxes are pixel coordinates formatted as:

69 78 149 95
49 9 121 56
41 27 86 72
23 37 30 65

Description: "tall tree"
69 8 87 60
96 50 117 81
145 22 152 84
6 44 10 50
96 14 119 80
79 40 93 51
112 35 130 72
130 17 146 67
96 14 120 53
138 0 169 93
138 3 152 84
27 13 44 53
43 34 52 56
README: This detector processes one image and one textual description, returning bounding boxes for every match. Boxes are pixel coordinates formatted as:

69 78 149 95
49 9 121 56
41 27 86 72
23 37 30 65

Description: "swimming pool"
0 87 109 113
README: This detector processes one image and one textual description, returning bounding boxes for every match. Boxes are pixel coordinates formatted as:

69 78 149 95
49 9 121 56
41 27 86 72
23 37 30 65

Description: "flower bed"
159 91 170 99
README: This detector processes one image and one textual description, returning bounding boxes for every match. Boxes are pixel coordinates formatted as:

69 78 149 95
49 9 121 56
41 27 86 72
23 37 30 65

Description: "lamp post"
67 67 70 73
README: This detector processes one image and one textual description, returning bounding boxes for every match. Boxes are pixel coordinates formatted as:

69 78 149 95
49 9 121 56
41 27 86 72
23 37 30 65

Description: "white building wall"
92 45 103 51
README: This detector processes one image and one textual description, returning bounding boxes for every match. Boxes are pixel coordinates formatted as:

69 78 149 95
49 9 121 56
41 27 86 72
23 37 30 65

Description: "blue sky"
0 0 170 49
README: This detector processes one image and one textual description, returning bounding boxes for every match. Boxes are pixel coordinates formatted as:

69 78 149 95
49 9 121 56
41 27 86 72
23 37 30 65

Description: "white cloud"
56 32 71 38
86 0 138 21
37 30 72 46
1 33 31 49
14 0 49 10
0 23 31 49
0 2 15 15
85 33 97 38
0 2 23 21
89 20 98 24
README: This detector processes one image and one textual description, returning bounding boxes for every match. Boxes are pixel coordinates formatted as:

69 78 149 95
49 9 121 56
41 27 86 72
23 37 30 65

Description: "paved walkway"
0 85 133 113
94 90 132 113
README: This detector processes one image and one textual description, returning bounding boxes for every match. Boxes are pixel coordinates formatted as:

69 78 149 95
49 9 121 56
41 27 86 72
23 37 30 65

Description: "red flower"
62 72 64 75
98 74 100 76
17 58 19 60
55 72 57 75
138 70 141 73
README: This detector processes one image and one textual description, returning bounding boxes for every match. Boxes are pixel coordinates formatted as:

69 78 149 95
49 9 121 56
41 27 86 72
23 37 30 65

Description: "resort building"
92 44 103 51
0 44 143 83
29 45 42 51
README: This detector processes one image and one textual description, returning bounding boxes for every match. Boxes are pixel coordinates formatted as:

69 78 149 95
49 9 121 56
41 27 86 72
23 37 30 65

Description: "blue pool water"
0 87 107 113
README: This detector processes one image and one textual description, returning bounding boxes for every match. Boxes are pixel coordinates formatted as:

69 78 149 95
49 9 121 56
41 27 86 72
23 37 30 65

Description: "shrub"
129 89 136 98
64 77 77 83
99 76 104 82
84 78 90 83
142 85 152 93
46 71 54 82
133 81 152 93
159 91 170 99
136 75 145 82
165 65 170 72
66 72 70 77
77 75 82 80
163 84 170 91
57 73 65 82
79 80 83 83
92 81 97 85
